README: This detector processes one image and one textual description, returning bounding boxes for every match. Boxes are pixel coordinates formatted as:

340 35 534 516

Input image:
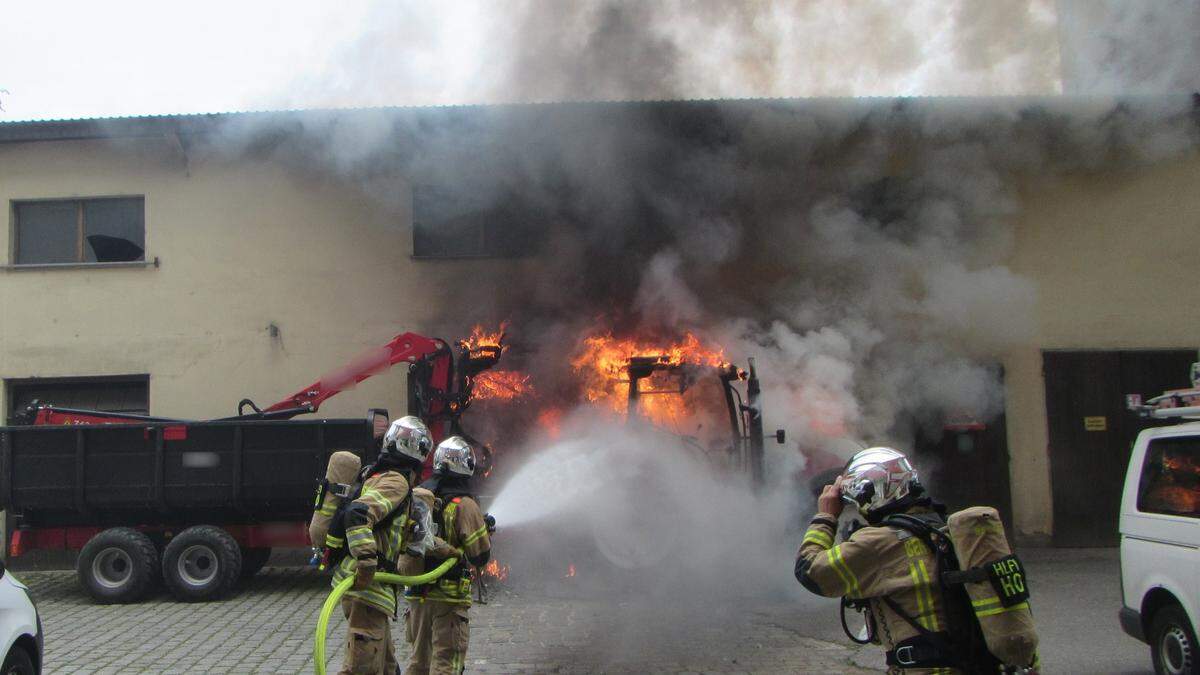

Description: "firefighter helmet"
841 447 924 521
381 416 432 463
433 436 476 477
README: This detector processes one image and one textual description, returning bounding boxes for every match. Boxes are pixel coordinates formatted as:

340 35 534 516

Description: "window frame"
409 184 540 260
9 195 147 267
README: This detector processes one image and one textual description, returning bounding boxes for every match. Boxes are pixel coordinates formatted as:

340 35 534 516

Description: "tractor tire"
239 547 272 579
161 525 242 602
76 527 159 604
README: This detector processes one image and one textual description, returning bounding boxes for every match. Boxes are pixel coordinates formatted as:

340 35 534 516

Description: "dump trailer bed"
0 418 371 528
0 417 373 604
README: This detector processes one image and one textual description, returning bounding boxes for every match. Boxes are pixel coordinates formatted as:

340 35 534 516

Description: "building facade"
2 103 1198 545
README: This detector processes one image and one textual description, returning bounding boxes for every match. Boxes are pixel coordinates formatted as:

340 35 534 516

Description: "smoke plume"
173 2 1200 663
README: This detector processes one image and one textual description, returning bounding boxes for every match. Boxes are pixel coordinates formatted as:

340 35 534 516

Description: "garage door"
1044 350 1196 546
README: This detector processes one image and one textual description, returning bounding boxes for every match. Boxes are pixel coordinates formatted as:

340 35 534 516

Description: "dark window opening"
6 375 149 424
412 186 539 258
13 197 145 264
1138 436 1200 518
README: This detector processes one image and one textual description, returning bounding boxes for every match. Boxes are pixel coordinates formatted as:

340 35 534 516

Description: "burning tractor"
481 332 790 573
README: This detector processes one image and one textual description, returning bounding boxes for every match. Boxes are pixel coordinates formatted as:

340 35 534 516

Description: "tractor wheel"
239 547 272 579
161 525 242 602
77 527 159 604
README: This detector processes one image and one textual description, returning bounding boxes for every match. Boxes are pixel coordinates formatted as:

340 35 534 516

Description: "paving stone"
18 567 874 674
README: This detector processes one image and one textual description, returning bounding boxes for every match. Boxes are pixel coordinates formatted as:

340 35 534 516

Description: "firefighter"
794 447 958 674
406 436 492 675
333 415 432 675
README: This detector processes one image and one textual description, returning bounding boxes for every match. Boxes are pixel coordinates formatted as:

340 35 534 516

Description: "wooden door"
1044 350 1196 546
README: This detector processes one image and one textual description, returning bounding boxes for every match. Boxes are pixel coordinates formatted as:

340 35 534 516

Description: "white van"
1120 383 1200 675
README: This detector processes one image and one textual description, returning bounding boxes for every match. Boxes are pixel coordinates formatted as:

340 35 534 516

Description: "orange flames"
460 322 535 403
537 407 564 439
472 370 534 402
570 331 728 427
565 564 576 578
481 559 510 582
459 322 510 353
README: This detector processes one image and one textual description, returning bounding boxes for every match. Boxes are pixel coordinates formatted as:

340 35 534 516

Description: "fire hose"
312 558 459 675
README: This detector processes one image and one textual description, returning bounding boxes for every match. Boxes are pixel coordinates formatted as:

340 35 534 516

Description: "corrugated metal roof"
0 94 1189 144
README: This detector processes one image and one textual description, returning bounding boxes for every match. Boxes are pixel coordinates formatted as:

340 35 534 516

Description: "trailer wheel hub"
177 544 219 586
92 548 134 589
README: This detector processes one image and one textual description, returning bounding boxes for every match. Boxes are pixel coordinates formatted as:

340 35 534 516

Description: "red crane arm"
262 332 450 415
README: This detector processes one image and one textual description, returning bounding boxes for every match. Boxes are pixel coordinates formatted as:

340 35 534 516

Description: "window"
412 186 538 258
1137 436 1200 517
6 375 149 424
12 197 145 264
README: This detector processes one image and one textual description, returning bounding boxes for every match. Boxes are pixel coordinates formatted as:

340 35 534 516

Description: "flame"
565 564 576 578
481 558 509 582
570 331 728 427
459 321 509 352
473 370 534 401
537 407 564 439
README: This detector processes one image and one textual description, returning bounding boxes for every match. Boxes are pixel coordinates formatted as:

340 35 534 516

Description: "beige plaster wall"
1005 151 1200 538
5 133 1199 544
0 135 508 423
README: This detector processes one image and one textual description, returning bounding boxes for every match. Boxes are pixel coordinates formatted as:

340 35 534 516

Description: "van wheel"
240 547 272 579
1151 605 1197 675
76 527 159 604
162 525 242 601
1 646 35 675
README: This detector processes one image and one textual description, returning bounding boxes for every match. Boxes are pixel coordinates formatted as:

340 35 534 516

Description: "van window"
1138 436 1200 517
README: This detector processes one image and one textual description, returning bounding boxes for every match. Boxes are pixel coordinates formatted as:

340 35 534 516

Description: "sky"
0 1 376 120
1 0 1196 123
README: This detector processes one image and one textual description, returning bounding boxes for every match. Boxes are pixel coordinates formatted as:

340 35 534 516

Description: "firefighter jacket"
420 494 491 606
795 509 958 675
332 468 412 615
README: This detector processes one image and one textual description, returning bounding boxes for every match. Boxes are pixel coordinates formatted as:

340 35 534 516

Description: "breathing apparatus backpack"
880 506 1039 672
309 452 431 572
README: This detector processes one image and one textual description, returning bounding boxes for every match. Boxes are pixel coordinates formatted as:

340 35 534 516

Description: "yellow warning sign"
1084 416 1108 432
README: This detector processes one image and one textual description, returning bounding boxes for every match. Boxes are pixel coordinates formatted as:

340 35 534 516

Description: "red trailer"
0 331 502 603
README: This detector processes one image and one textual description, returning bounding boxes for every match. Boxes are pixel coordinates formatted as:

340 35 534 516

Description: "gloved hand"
817 475 845 517
353 558 377 591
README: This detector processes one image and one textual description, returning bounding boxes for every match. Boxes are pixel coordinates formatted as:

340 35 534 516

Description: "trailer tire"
239 547 272 579
162 525 242 601
77 527 159 604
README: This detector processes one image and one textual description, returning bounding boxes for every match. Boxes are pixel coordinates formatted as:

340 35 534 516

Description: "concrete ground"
11 548 1152 674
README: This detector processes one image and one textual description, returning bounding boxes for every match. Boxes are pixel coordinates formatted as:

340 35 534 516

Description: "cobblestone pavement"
19 567 873 674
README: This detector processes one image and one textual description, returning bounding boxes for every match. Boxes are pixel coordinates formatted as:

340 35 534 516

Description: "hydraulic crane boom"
255 332 450 416
24 330 501 435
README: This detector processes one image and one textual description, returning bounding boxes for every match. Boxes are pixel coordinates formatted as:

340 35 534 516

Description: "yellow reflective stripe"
317 503 336 516
917 559 939 631
359 489 393 513
444 503 459 546
324 535 344 547
825 549 853 595
972 596 1003 609
802 528 834 549
463 525 489 547
976 601 1029 618
908 561 931 630
827 546 861 597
